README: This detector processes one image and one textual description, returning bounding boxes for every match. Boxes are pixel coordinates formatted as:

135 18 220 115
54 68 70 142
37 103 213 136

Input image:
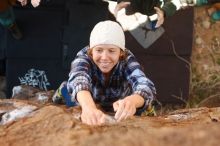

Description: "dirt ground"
1 6 220 146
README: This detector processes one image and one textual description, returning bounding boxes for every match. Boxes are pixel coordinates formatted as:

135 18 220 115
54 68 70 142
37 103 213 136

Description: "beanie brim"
90 20 126 51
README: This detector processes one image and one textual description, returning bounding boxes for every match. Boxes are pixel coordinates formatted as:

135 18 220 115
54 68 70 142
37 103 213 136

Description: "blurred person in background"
114 0 220 28
0 0 41 40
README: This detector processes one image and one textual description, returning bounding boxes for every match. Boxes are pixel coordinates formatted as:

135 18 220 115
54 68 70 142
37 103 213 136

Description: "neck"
103 72 112 87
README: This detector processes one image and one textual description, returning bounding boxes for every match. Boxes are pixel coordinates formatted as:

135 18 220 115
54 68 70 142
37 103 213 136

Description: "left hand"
154 7 165 28
113 98 136 122
114 1 131 18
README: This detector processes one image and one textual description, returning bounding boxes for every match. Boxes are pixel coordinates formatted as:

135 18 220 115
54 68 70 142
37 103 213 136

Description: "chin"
101 70 111 74
99 68 111 74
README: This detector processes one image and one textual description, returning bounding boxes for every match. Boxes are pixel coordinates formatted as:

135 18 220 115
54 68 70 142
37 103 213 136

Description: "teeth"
100 62 110 66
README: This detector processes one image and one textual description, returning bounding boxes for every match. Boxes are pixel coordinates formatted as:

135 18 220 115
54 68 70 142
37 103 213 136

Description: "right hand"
154 7 165 28
113 98 136 122
81 107 106 125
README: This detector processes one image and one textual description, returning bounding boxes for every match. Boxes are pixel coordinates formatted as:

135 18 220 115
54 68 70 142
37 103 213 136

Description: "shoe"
52 81 76 107
142 105 157 116
8 23 23 40
52 82 66 104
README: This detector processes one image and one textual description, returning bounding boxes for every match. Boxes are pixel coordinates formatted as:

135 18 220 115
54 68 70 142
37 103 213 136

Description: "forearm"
76 90 97 110
125 94 145 109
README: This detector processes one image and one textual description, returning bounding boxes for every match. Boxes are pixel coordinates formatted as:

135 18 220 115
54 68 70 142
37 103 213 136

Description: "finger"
91 117 98 125
114 100 125 120
125 109 135 119
125 112 131 119
117 111 128 122
155 20 161 28
120 100 137 121
94 111 105 125
99 114 106 125
115 109 123 120
96 112 104 125
113 101 119 112
121 2 131 8
154 7 163 16
114 2 130 17
154 7 160 12
154 7 164 28
118 2 131 10
117 101 131 121
156 16 164 28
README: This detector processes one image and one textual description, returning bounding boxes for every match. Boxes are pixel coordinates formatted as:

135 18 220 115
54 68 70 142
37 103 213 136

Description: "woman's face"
91 44 121 74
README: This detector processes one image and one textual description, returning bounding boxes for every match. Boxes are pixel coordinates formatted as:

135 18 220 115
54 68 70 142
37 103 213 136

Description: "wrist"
126 94 145 108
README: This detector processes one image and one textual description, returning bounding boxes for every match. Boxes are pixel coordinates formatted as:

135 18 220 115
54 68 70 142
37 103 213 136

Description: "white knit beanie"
89 20 126 51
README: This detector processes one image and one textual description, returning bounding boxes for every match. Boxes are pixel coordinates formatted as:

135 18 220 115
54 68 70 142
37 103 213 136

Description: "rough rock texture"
0 99 220 146
191 6 220 106
0 84 220 146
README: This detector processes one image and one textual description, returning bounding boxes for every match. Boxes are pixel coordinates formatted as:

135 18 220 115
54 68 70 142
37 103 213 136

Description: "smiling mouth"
100 62 110 65
99 63 112 69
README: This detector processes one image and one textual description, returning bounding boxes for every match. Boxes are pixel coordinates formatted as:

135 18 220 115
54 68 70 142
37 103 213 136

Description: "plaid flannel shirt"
67 46 156 114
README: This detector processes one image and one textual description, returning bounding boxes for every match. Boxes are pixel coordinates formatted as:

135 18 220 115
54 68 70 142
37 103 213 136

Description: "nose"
101 50 108 59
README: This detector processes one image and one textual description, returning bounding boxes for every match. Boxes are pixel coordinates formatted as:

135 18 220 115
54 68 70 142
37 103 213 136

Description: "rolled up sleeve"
67 53 92 103
124 52 156 114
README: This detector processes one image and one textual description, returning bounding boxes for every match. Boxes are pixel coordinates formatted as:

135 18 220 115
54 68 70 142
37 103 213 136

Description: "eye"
109 48 116 53
109 50 115 53
95 48 103 53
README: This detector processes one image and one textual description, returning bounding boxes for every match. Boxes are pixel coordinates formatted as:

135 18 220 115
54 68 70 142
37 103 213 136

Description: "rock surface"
0 99 220 146
191 6 220 106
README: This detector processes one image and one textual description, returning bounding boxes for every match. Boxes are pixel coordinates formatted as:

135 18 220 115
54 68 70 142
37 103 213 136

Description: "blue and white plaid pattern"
67 46 156 113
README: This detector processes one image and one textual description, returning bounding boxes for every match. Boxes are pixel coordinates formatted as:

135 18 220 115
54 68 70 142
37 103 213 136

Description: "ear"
119 51 125 60
120 50 124 55
87 48 93 57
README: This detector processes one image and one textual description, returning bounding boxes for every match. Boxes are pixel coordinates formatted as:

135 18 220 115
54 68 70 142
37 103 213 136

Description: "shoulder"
76 46 89 56
125 49 137 62
71 46 92 67
122 49 141 69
